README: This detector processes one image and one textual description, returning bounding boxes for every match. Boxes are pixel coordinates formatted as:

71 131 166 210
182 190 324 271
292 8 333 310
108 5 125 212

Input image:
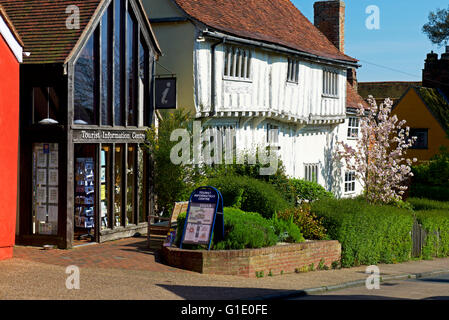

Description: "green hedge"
289 179 334 202
311 198 414 267
176 208 303 250
408 198 449 211
208 175 291 219
415 210 449 259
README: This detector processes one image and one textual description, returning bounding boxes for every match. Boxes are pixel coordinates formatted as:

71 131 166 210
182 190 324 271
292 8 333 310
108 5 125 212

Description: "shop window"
74 33 98 125
126 145 136 225
100 145 112 230
114 144 124 227
74 145 97 241
138 145 148 223
32 87 60 124
32 143 59 236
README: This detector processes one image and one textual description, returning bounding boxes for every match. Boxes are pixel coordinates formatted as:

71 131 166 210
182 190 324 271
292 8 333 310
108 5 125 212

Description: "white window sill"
322 94 339 99
223 76 252 83
286 80 299 85
346 137 359 141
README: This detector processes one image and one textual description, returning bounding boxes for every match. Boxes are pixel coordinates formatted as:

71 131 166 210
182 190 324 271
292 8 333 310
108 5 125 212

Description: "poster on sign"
180 187 224 250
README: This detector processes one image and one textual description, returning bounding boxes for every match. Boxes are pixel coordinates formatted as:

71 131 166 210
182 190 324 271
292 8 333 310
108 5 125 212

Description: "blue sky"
292 0 449 82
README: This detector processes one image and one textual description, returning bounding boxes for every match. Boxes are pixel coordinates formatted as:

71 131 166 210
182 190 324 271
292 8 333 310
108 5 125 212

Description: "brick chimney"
314 0 345 53
422 46 449 94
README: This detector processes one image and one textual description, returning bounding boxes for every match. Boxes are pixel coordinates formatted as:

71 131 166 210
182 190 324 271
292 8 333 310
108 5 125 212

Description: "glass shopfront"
17 0 158 249
71 140 150 245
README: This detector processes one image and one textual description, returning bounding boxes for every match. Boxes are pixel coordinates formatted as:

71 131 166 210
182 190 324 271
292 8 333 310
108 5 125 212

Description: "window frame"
322 69 339 98
409 128 429 150
72 0 153 129
344 171 356 194
304 163 319 184
347 116 360 139
287 58 300 84
223 45 252 81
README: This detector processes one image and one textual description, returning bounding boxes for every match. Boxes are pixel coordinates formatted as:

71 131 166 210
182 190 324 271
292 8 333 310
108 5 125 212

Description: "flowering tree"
336 97 417 204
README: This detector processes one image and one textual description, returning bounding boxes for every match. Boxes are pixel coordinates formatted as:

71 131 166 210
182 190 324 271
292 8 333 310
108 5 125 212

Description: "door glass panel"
32 143 59 236
138 145 146 223
126 145 136 225
74 145 96 242
100 145 112 230
114 144 123 227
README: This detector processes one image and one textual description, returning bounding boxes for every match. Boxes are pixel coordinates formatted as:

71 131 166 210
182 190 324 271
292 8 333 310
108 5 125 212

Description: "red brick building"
0 5 23 260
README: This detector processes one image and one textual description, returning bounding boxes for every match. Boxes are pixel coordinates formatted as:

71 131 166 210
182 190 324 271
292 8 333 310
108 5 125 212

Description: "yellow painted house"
392 87 449 162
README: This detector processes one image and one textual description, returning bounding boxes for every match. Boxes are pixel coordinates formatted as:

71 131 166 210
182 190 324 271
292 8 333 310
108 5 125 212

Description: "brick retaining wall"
161 240 341 278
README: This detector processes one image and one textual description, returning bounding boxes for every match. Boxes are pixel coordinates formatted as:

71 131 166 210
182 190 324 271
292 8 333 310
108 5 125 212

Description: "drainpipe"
210 38 226 116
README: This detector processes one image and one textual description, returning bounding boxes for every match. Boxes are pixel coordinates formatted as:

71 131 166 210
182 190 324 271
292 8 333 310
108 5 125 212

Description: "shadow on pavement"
156 284 312 300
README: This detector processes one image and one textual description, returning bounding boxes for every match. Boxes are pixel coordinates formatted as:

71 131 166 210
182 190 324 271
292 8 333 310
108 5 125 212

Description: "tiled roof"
346 82 369 110
173 0 357 64
0 0 101 64
416 87 449 136
358 81 422 105
0 5 24 47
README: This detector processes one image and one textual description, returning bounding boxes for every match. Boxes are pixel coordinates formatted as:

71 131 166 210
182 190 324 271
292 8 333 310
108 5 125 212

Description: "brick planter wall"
161 240 341 278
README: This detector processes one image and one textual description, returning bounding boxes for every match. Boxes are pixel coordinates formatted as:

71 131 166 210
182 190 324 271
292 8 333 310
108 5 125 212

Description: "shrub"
208 175 291 219
277 204 328 240
289 179 334 203
145 110 206 215
271 215 305 243
410 147 449 201
205 151 296 205
311 198 414 267
415 210 449 259
176 208 278 250
408 198 449 211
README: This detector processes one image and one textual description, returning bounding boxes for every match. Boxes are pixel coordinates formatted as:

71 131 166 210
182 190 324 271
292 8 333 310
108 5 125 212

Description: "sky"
291 0 449 82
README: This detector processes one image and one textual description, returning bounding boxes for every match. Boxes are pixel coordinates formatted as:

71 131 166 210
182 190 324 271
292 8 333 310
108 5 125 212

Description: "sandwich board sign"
180 186 224 250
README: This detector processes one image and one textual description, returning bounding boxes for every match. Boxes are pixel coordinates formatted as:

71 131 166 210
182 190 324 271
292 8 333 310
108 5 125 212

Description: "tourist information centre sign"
180 187 224 250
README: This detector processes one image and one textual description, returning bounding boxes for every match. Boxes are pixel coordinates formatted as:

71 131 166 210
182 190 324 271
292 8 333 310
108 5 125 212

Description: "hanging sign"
155 77 177 110
180 187 224 250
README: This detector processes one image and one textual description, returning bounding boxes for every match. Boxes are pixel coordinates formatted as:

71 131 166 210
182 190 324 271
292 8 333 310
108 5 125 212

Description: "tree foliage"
335 97 417 205
423 6 449 46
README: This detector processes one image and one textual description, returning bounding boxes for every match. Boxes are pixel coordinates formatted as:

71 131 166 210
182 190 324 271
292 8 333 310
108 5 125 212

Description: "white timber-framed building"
143 0 366 197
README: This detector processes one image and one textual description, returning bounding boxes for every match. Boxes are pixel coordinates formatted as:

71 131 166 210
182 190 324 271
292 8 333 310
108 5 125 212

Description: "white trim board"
0 14 22 63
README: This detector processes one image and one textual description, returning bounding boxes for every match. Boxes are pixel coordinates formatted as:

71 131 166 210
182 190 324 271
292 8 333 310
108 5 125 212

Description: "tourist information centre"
1 0 162 249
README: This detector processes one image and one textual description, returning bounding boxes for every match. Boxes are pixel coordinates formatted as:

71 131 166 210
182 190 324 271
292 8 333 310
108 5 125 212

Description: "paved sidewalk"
1 237 449 300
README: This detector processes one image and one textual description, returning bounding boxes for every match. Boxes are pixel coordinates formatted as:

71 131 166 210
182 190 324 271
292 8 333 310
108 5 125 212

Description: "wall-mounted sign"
155 77 177 110
180 187 224 250
73 130 146 143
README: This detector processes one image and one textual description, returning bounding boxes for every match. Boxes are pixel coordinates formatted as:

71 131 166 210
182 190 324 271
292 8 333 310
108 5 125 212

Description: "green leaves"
422 6 449 46
311 198 414 267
